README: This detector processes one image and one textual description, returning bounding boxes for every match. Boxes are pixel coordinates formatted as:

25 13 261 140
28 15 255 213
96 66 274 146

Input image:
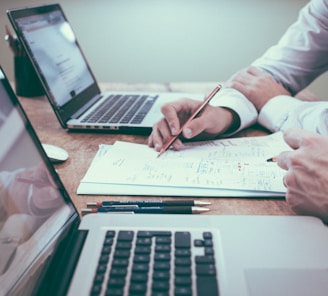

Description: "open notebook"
1 65 328 296
77 134 290 197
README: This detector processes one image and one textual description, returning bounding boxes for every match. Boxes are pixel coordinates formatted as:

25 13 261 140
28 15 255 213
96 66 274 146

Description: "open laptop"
1 66 328 296
7 3 203 134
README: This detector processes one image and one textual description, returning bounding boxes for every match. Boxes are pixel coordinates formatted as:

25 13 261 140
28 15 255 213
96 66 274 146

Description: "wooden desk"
18 82 295 217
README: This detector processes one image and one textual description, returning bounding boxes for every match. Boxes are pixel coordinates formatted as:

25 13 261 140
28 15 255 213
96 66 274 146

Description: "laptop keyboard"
90 230 219 296
82 94 158 125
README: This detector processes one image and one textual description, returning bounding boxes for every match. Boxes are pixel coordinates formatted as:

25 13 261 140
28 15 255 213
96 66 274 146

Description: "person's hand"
226 66 291 111
8 163 62 216
277 128 328 223
148 98 238 151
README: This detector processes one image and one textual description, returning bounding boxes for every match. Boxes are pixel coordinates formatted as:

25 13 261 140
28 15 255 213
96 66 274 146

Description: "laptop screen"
0 67 76 295
13 9 94 108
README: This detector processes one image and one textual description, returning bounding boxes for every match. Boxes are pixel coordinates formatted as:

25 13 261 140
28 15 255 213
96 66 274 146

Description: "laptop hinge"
34 218 88 296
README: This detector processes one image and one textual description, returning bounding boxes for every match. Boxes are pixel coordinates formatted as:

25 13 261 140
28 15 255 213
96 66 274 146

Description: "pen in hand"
266 156 277 162
157 85 222 158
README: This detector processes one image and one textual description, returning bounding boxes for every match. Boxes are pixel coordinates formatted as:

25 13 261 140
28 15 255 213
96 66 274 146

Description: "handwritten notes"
78 132 290 197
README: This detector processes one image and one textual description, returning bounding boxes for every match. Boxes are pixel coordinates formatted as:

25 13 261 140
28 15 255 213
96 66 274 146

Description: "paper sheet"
78 132 290 197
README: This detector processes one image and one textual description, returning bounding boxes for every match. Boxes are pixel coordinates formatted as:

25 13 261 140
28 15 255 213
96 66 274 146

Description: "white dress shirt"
211 0 328 135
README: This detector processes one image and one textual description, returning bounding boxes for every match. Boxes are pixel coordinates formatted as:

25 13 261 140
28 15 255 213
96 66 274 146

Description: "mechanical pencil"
86 200 211 208
81 206 209 215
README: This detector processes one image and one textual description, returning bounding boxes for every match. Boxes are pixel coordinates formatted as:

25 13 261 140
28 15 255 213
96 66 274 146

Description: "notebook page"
78 132 290 196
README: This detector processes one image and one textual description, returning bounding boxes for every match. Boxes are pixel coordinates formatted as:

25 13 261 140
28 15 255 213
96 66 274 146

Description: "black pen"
86 200 211 208
81 206 209 215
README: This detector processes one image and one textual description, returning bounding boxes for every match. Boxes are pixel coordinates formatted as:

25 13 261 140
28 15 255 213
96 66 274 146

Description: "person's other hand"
277 128 328 223
8 163 61 216
226 66 290 111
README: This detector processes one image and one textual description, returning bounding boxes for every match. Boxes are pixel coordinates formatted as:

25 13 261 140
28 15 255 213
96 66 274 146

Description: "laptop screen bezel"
7 3 101 128
0 65 82 295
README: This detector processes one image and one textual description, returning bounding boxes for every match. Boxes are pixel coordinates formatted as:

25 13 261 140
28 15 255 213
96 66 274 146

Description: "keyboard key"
175 286 192 295
117 230 134 241
175 232 191 248
129 282 147 294
133 254 150 263
175 249 191 257
196 275 219 296
153 271 170 281
155 245 171 252
112 258 129 267
175 257 191 266
203 232 213 239
107 277 125 287
152 280 170 291
156 236 172 244
154 253 171 261
175 276 192 286
114 250 131 258
154 262 170 271
132 263 149 273
196 264 217 276
110 268 127 277
195 255 215 265
136 238 152 246
105 288 123 296
135 246 151 254
175 266 191 276
131 273 148 283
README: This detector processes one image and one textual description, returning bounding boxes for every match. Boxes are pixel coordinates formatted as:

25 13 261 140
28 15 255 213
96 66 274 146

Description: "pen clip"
104 205 139 209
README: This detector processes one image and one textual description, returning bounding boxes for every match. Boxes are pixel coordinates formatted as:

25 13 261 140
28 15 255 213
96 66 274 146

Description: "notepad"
77 132 290 197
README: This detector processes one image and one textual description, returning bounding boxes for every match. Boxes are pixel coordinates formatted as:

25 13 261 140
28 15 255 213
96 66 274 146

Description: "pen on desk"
82 206 209 215
86 200 211 208
266 156 278 162
157 85 222 158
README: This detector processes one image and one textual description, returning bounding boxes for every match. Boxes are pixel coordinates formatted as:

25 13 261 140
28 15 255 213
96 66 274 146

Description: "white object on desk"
42 143 68 163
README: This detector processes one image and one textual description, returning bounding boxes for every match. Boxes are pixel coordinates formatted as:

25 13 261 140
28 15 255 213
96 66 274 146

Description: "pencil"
157 85 222 158
82 206 210 215
86 200 211 207
266 156 277 162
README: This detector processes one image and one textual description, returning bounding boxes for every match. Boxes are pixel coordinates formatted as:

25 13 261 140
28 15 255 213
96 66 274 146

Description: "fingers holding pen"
148 96 237 152
148 118 184 152
276 150 293 171
148 99 194 151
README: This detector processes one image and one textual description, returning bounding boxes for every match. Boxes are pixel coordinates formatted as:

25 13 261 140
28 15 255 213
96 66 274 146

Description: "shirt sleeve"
258 95 328 135
252 0 328 95
209 88 258 136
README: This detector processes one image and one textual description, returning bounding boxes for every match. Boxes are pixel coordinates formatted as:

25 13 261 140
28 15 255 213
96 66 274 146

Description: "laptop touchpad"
245 269 328 296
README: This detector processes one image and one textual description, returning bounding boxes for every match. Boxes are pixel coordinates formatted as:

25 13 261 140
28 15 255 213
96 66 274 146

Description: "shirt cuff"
209 88 258 136
259 95 328 135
